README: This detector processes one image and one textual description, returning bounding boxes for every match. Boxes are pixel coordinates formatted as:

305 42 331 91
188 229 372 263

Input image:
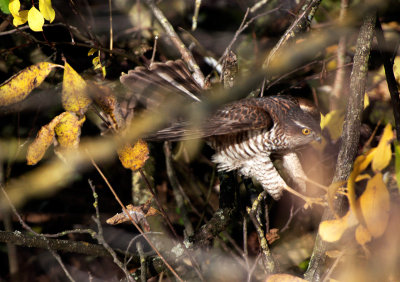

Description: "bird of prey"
120 60 321 200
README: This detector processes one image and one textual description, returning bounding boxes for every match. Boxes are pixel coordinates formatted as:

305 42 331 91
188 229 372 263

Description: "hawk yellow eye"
302 128 311 135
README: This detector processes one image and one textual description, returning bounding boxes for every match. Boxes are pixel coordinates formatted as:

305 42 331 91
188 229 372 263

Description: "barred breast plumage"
120 60 321 200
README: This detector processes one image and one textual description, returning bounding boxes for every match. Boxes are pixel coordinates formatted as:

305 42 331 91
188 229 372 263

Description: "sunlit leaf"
28 6 44 32
358 148 376 172
319 210 358 242
355 224 372 246
364 93 369 109
54 112 86 149
355 174 371 182
118 139 149 171
12 9 28 26
8 0 28 26
8 0 20 16
62 62 92 113
39 0 55 22
87 48 97 56
320 110 344 140
359 173 390 238
372 124 393 172
27 112 68 165
0 62 57 106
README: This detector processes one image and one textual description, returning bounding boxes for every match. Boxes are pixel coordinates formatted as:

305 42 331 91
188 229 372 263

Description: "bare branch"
304 11 377 282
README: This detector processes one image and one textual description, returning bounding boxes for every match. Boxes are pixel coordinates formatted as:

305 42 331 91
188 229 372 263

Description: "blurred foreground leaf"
319 210 358 242
372 123 393 172
359 173 390 238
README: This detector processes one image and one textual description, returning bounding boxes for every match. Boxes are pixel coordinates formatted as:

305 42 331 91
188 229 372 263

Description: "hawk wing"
146 99 274 141
120 60 202 109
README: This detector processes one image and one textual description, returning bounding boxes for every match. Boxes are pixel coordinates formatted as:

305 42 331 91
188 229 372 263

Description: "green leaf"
0 0 10 14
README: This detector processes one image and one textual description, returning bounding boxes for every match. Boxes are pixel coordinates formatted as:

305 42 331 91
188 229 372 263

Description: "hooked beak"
314 134 322 143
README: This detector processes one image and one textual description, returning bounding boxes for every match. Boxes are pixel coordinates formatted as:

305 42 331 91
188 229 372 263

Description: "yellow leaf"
27 112 68 165
364 93 369 109
319 210 358 242
87 48 97 56
54 112 86 149
92 56 100 68
355 224 372 246
28 6 44 32
358 148 376 172
13 10 28 26
118 139 149 171
62 62 92 113
355 174 371 182
372 124 393 172
320 110 344 140
39 0 55 22
359 173 390 238
9 0 28 26
0 62 56 106
9 0 21 16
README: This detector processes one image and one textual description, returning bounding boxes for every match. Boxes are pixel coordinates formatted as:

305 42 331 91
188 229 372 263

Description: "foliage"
0 0 400 281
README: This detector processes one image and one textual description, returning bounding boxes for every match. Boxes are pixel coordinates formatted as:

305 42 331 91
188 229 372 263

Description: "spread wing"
120 60 203 109
146 99 274 141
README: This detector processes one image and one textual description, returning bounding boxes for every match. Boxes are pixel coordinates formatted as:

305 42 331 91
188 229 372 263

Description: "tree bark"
304 12 376 282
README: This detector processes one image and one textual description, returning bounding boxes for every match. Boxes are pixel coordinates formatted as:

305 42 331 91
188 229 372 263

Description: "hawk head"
283 101 321 149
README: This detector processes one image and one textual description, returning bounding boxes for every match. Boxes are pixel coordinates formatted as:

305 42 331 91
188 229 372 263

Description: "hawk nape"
120 60 321 200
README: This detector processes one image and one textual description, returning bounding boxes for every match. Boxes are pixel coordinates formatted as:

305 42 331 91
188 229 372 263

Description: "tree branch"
375 18 400 141
304 11 377 282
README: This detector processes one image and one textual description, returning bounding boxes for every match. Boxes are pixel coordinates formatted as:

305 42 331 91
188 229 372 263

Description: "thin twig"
375 18 400 141
138 168 179 238
141 165 204 281
305 11 377 281
164 142 194 236
87 153 183 282
145 0 205 87
136 242 147 282
88 180 133 282
108 0 113 53
247 190 275 274
330 0 351 110
1 187 76 282
264 0 322 75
